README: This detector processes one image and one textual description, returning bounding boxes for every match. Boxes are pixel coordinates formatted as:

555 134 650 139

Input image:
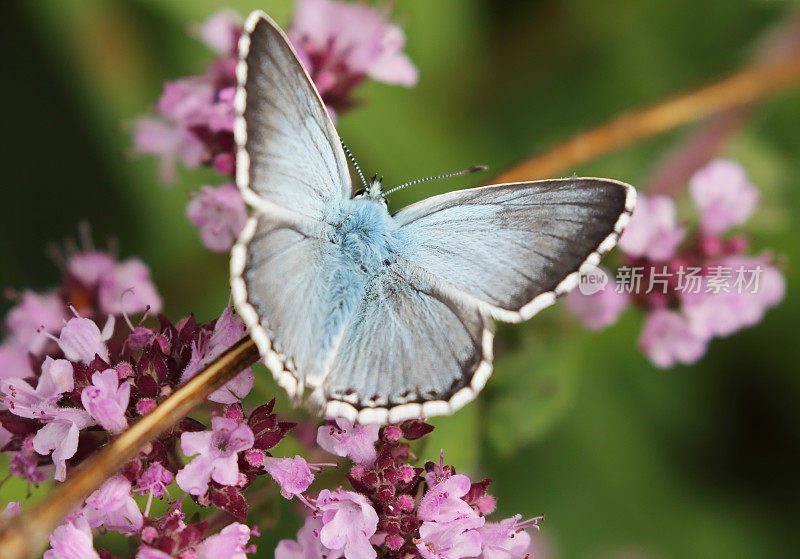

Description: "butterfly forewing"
394 178 635 322
235 11 351 219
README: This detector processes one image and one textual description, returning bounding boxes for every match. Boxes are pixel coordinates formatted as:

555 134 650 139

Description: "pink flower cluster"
0 244 302 556
133 1 418 253
289 0 418 117
133 9 240 183
134 502 259 559
0 245 160 383
566 159 785 367
274 420 541 559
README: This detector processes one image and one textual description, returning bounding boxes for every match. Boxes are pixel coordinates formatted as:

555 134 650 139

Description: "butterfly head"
354 174 387 207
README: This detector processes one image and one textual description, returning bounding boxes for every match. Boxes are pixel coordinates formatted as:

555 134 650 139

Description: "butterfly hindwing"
234 215 346 398
317 266 493 424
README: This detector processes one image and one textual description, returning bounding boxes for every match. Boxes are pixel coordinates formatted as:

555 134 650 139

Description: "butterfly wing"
234 11 351 220
315 265 493 424
393 178 636 322
313 178 634 423
231 11 352 396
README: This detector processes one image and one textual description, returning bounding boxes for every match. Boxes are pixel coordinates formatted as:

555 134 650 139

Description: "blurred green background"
1 0 799 557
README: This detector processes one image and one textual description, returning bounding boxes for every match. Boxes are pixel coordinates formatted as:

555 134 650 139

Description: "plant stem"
0 336 260 559
494 52 800 184
647 107 751 196
646 13 800 195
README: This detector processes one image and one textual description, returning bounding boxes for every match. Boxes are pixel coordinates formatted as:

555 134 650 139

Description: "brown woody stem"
494 52 800 183
0 336 259 559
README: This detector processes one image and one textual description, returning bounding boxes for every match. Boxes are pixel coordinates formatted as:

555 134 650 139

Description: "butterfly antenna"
384 165 488 196
341 141 369 190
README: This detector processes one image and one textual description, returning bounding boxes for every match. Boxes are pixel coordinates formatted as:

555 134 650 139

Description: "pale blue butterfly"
230 11 636 424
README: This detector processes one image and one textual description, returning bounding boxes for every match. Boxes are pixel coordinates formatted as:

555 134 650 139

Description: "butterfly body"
322 191 403 351
230 11 636 424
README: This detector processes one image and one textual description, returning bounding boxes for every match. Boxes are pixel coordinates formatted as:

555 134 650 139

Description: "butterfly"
230 11 636 424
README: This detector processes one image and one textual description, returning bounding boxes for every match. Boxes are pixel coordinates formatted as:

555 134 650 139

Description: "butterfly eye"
354 189 366 197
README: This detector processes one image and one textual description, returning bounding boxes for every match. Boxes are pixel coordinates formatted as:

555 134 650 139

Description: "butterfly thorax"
329 196 400 274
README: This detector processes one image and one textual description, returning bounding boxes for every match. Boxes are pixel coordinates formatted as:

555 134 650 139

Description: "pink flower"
315 488 379 559
181 306 253 403
209 369 255 404
4 291 65 355
32 406 95 481
153 77 236 137
9 440 47 483
204 86 236 133
415 515 485 559
136 547 172 559
197 10 241 55
680 287 741 340
0 291 65 381
209 304 250 349
82 475 143 534
81 369 130 433
639 309 709 369
418 474 476 523
1 357 74 420
264 456 315 500
133 117 205 183
186 183 247 252
97 258 163 316
44 517 100 559
67 252 115 286
176 416 255 495
618 194 686 261
478 515 541 559
133 75 233 183
195 522 258 559
65 251 162 316
689 159 758 235
135 461 174 500
290 0 418 88
565 267 630 331
56 315 112 364
680 256 785 339
316 418 380 465
1 357 94 480
288 0 417 117
1 501 21 519
275 516 327 559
